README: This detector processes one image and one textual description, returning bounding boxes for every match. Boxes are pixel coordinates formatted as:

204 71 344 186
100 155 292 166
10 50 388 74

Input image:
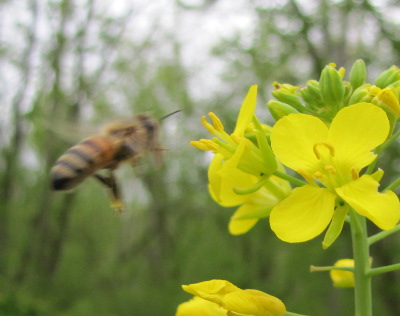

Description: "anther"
324 165 337 175
313 142 335 160
313 171 323 179
208 112 224 132
201 116 217 135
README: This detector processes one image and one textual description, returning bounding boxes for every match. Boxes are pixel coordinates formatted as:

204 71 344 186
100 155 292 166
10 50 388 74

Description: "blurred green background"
1 0 400 315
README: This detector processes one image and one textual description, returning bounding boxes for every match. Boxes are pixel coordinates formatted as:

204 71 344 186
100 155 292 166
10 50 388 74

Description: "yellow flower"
191 85 276 177
191 86 290 234
270 102 400 243
330 259 355 288
209 153 291 235
179 279 286 316
176 296 226 316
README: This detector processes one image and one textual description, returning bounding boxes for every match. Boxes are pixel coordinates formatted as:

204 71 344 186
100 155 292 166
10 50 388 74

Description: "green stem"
368 263 400 277
368 224 400 245
273 170 307 187
384 176 400 191
349 210 372 316
365 129 400 175
310 265 354 273
285 312 309 316
233 177 269 195
376 128 400 154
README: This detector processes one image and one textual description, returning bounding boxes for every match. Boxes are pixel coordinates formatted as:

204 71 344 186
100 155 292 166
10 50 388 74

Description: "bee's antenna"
160 110 182 121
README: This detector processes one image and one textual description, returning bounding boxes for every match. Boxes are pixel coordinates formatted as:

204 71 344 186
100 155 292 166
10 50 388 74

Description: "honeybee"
50 111 180 212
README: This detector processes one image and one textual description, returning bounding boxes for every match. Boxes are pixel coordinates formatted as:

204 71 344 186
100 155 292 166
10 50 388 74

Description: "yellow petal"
233 85 258 136
270 185 336 242
181 280 286 316
271 113 328 175
228 204 266 235
328 103 389 172
224 289 286 316
336 175 400 230
330 259 355 288
182 280 240 305
208 153 260 207
176 297 226 316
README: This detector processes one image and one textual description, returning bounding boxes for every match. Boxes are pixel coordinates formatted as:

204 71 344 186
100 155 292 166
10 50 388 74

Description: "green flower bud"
387 80 400 100
374 65 400 88
267 100 300 121
349 59 366 89
300 80 323 110
348 84 373 105
271 83 304 112
343 81 353 106
319 64 345 113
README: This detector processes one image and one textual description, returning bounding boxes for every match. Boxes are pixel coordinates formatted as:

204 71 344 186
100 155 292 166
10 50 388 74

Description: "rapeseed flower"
191 85 276 177
176 296 226 316
330 259 355 288
270 102 400 244
177 279 286 316
191 86 291 234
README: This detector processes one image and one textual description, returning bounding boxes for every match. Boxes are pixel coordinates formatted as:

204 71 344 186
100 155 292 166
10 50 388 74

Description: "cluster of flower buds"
268 60 400 133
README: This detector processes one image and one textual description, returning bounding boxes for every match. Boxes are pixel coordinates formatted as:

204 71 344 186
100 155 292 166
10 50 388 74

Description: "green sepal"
349 59 366 89
255 130 277 173
300 80 324 110
322 203 349 249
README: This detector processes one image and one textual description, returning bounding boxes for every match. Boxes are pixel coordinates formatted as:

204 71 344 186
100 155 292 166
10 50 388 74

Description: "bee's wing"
32 117 101 144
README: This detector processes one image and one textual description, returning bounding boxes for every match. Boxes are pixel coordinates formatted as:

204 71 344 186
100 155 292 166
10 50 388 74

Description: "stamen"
213 138 236 154
201 116 217 135
351 168 359 180
324 165 337 175
190 139 218 151
231 134 243 145
208 112 224 132
313 171 323 179
297 169 314 183
313 142 335 160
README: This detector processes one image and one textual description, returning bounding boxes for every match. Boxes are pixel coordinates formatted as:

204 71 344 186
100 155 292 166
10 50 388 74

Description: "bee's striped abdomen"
50 135 115 190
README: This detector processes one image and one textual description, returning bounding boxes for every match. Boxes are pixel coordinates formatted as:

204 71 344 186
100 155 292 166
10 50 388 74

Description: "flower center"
311 142 341 189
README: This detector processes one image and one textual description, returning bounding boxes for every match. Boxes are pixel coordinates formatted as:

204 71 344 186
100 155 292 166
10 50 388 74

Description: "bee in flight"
50 111 180 213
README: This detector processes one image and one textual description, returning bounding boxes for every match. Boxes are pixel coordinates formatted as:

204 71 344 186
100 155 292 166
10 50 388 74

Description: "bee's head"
135 114 159 136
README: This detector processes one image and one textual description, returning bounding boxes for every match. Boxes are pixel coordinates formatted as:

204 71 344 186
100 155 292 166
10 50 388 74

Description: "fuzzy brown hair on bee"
50 112 177 213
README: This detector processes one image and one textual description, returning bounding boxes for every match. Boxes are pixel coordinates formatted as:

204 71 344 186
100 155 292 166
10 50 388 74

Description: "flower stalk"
349 210 372 316
368 223 400 245
368 263 400 276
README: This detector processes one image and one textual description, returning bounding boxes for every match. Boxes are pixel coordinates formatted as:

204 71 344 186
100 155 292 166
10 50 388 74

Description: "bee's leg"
93 172 124 214
129 156 142 168
153 147 166 168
